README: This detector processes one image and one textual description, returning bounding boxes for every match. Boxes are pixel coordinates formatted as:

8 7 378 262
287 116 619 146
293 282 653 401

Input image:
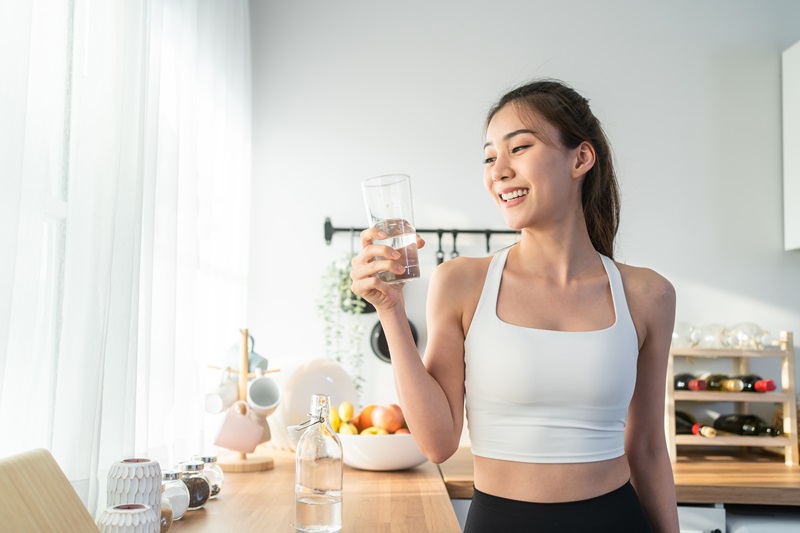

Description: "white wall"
247 0 800 410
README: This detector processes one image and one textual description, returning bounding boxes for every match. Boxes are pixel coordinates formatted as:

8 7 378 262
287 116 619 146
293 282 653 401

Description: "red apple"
371 404 404 434
394 428 410 434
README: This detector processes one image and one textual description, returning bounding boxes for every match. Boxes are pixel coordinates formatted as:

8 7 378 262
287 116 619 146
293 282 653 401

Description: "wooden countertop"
171 448 460 533
438 447 800 506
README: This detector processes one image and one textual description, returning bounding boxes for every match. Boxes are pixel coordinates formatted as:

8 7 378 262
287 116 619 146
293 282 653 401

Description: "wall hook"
451 230 460 259
436 230 445 265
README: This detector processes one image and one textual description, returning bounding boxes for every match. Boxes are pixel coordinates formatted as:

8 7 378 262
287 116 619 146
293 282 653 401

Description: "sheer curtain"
0 0 251 515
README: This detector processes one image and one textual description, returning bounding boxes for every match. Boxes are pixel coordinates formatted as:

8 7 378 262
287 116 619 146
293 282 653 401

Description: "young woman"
350 79 679 532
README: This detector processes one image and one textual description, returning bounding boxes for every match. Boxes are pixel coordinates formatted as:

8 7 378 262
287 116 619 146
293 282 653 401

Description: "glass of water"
361 174 420 284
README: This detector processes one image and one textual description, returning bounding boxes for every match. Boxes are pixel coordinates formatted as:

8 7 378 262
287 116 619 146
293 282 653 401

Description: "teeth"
501 189 529 201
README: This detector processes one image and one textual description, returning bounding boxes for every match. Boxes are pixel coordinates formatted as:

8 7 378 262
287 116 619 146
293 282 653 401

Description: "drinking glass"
361 174 420 283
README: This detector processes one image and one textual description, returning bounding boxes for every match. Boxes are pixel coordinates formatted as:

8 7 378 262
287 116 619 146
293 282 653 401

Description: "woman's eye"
511 145 531 153
483 156 496 164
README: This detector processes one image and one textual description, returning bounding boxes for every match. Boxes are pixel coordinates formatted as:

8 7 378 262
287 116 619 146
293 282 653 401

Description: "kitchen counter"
438 446 800 506
171 448 460 533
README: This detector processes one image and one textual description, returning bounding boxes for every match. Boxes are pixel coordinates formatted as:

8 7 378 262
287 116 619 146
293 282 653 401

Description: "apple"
360 426 388 435
371 404 404 434
394 428 410 434
354 404 377 432
339 422 358 434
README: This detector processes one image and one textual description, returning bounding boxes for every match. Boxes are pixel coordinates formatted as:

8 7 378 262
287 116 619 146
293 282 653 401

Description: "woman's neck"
511 222 600 285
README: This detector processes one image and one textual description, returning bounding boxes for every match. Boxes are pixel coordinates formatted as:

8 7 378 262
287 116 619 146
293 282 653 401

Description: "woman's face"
483 104 582 231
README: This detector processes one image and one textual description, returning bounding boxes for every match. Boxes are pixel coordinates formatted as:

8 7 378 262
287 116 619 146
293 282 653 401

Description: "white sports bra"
464 247 639 463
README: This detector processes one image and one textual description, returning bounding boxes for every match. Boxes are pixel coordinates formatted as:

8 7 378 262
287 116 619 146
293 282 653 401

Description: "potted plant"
318 253 372 397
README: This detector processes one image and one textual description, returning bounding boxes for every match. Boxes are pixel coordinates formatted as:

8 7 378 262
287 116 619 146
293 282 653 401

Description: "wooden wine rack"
665 331 799 466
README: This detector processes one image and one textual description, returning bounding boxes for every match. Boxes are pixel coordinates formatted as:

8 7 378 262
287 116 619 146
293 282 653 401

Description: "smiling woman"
350 79 679 533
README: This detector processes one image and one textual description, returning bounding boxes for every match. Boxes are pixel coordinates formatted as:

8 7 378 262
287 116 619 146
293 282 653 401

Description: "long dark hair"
486 79 620 259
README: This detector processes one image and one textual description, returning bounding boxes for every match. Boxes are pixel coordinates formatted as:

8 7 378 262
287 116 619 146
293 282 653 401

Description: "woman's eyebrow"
483 129 538 149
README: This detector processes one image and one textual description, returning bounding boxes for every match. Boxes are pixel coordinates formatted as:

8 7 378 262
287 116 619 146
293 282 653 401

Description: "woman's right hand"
350 228 424 312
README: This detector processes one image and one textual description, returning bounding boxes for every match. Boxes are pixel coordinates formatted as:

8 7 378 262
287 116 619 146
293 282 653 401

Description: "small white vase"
107 458 161 520
97 503 159 533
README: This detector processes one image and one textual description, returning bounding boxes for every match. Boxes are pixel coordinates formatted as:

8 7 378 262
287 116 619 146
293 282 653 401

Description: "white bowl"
267 358 357 451
339 433 428 471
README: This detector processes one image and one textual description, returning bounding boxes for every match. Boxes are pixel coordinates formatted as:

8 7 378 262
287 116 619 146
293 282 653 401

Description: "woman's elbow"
420 439 459 464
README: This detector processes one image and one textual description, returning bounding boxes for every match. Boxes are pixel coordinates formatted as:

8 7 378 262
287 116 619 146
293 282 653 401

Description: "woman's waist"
473 453 631 503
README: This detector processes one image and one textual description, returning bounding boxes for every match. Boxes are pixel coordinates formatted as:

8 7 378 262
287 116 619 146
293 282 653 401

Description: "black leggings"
464 481 654 533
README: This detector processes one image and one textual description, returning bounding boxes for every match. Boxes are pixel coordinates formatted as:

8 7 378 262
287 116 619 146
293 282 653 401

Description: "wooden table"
438 446 800 506
171 449 460 532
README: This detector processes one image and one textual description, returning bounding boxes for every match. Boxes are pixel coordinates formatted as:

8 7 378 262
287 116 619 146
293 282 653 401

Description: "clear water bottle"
294 393 343 533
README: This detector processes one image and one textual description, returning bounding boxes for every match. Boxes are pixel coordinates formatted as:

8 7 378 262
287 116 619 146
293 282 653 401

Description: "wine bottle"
702 373 744 392
733 374 777 393
675 411 716 438
674 373 708 391
712 414 782 436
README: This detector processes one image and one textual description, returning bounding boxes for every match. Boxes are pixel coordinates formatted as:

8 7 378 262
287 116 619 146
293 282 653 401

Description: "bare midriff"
473 454 631 503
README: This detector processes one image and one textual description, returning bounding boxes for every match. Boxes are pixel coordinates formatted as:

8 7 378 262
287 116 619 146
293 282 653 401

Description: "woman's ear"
572 141 596 179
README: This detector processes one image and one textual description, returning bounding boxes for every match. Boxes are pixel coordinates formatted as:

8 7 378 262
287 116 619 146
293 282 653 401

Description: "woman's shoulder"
614 260 676 317
430 254 494 290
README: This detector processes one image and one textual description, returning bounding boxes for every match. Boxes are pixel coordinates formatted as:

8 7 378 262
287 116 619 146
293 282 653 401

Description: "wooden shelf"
675 435 792 447
673 391 788 403
671 347 786 358
665 331 798 467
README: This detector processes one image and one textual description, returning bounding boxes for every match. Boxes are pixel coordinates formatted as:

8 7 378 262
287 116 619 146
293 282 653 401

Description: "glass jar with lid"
193 454 224 499
177 461 211 510
162 470 190 520
159 492 173 533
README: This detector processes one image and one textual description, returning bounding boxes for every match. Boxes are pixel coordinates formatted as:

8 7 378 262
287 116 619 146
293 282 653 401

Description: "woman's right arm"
351 228 469 463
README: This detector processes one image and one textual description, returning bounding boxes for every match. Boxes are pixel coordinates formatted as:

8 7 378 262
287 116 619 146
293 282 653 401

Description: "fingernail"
392 251 401 258
377 231 386 239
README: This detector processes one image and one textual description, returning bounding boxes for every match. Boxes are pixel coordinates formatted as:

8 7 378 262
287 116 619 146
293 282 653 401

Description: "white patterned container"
107 458 162 520
97 503 159 533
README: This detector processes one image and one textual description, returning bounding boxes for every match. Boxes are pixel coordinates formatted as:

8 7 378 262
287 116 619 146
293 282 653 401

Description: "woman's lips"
499 187 529 207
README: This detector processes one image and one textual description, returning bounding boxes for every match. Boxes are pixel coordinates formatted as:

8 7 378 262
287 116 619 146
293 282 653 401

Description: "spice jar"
178 461 211 510
162 470 190 519
160 492 173 533
193 455 224 499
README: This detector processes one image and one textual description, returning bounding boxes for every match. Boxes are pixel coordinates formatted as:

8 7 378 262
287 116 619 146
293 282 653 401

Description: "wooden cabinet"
665 331 799 466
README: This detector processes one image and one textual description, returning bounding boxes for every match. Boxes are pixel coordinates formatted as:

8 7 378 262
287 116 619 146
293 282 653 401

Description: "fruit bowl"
339 433 428 471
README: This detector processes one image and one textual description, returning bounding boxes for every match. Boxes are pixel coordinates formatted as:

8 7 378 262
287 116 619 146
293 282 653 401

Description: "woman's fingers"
416 234 425 249
360 227 385 248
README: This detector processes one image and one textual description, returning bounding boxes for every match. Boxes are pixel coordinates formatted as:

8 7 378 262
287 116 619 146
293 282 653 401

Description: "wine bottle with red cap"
675 411 717 438
674 373 708 391
733 374 777 393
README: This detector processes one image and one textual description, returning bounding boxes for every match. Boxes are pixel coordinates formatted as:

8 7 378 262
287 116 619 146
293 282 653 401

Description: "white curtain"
0 0 251 516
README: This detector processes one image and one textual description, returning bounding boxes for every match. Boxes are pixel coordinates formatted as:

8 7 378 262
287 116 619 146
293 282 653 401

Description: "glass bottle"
178 461 211 511
733 374 777 393
713 414 782 436
162 470 190 520
193 454 224 499
295 393 343 533
675 410 716 438
701 373 744 392
674 373 707 391
722 323 772 350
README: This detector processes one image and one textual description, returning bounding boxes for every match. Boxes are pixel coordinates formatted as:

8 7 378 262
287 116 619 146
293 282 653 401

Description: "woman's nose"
491 154 514 182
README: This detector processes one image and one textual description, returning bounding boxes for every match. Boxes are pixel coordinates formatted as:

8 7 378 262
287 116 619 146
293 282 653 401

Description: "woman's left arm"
624 268 680 533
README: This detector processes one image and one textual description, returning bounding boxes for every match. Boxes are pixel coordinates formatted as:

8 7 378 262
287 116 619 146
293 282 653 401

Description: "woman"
351 79 679 532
